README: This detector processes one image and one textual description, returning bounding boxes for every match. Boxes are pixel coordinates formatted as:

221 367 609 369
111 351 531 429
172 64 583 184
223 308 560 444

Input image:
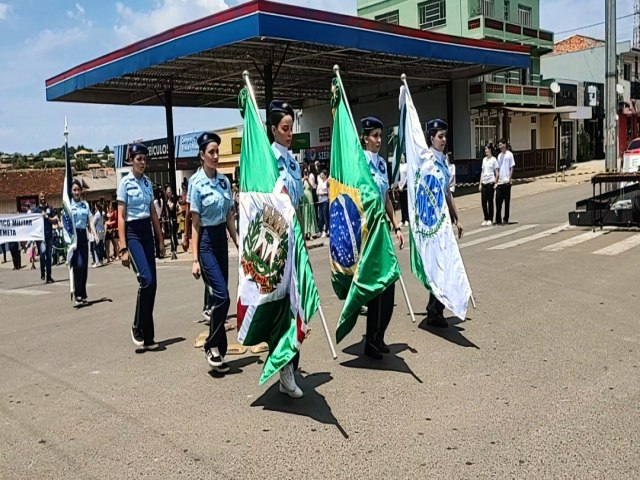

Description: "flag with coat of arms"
61 118 77 300
236 86 320 385
329 74 400 343
399 81 472 320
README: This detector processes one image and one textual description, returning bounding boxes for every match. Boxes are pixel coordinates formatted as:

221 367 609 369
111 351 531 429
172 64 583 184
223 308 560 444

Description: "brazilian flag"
329 76 400 343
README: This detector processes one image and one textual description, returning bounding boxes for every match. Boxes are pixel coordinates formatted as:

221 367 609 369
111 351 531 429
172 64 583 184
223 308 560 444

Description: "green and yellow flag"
329 76 400 343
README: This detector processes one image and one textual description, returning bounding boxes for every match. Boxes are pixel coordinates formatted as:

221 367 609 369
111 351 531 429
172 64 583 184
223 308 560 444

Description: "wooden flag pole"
398 273 417 323
318 306 338 360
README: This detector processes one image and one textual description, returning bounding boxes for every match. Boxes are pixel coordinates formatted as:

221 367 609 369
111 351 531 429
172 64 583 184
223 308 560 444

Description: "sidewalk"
455 159 604 212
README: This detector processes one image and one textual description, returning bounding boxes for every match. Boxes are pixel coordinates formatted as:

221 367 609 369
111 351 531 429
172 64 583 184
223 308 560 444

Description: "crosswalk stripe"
463 226 496 237
0 288 50 296
540 230 607 252
488 223 571 250
459 224 538 249
592 233 640 256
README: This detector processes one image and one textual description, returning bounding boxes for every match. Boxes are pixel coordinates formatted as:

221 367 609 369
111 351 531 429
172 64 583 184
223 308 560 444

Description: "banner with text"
0 214 44 243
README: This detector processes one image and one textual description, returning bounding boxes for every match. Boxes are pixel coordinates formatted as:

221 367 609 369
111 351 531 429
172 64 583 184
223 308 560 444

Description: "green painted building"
358 0 557 157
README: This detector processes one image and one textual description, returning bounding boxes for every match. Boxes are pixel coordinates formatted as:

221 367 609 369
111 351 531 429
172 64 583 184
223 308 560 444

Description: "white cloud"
114 0 229 45
66 2 92 26
0 3 11 20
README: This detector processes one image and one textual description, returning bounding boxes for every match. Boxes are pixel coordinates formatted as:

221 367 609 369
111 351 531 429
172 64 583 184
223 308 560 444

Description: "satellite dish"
550 82 561 94
616 83 625 94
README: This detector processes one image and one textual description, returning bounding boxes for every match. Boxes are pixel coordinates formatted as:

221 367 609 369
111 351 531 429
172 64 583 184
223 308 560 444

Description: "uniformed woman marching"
361 116 404 359
425 119 463 328
269 99 304 397
190 132 238 373
117 143 165 350
70 179 99 305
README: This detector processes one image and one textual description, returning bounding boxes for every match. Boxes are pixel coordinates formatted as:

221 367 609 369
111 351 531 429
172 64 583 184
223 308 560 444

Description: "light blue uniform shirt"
190 170 233 227
186 168 203 205
116 172 154 221
365 150 389 202
430 147 451 192
71 199 91 230
272 142 303 209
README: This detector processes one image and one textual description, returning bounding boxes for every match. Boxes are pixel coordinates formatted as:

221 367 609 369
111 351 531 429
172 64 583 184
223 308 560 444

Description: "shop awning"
504 106 592 119
45 0 530 109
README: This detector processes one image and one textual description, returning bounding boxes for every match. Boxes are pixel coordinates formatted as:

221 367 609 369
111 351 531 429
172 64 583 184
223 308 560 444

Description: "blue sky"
0 0 635 154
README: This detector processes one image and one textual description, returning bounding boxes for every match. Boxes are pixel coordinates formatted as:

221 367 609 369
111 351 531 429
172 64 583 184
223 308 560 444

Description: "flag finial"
401 73 407 81
333 64 340 74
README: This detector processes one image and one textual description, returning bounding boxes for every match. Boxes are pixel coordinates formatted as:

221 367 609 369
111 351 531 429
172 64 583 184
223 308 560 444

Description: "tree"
102 145 111 154
106 158 115 168
75 158 89 171
14 158 29 169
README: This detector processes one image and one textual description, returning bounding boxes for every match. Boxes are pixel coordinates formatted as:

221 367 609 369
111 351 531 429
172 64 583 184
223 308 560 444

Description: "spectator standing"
479 144 499 226
32 192 57 283
316 170 330 237
398 160 409 226
92 203 105 266
495 139 515 225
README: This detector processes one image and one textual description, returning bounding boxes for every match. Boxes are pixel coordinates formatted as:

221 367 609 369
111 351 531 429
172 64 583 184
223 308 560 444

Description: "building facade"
358 0 559 170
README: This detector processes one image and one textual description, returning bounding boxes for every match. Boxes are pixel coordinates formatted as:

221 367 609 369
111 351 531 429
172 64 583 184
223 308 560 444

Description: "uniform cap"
360 116 384 132
427 118 448 132
269 100 295 121
128 143 148 157
197 132 221 150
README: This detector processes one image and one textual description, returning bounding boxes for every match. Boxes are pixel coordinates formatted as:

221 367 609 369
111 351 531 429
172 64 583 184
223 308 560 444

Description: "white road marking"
463 226 496 237
459 224 538 249
489 223 571 250
540 230 607 252
0 288 50 296
592 234 640 256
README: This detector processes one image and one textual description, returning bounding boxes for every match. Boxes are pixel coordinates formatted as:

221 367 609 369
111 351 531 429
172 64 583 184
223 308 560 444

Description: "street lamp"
550 81 561 182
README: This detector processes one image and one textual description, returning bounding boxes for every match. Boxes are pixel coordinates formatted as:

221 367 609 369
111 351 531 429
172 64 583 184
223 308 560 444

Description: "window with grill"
504 0 510 21
375 10 399 25
479 0 495 18
419 0 446 29
517 4 532 26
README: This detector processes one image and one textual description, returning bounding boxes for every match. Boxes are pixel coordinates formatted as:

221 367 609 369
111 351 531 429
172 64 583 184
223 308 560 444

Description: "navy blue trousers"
39 238 53 280
127 219 157 343
198 224 229 356
71 229 89 300
366 282 395 345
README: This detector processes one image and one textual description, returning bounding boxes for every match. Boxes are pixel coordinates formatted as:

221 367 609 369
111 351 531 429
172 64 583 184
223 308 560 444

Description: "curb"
456 170 601 188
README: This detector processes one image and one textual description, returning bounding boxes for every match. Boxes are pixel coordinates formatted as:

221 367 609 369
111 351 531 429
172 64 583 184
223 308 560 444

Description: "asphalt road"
2 181 639 479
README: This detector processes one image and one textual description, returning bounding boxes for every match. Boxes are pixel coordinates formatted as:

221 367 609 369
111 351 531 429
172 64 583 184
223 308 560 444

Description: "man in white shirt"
495 139 515 225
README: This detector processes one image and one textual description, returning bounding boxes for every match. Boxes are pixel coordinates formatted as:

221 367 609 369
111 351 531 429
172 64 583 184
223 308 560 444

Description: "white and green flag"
236 87 320 385
400 83 472 319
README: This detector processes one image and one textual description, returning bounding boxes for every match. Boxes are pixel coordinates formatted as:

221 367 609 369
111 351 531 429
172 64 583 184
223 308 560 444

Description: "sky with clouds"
0 0 635 154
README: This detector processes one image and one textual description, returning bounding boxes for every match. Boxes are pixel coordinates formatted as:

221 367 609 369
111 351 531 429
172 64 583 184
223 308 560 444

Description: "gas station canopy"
45 0 530 109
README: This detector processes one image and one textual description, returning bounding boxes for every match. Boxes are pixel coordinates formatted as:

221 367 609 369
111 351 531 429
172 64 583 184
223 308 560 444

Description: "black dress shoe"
426 314 448 328
363 341 383 360
46 278 54 284
377 340 390 354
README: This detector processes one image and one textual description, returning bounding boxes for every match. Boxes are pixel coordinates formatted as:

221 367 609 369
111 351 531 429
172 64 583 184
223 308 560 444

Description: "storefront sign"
556 83 578 107
308 145 331 163
319 126 331 143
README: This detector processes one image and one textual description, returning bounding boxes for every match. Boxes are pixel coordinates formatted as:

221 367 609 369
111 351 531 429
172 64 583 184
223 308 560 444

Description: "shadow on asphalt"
135 336 186 354
340 338 423 384
251 372 349 439
72 297 113 308
418 317 479 349
208 355 262 378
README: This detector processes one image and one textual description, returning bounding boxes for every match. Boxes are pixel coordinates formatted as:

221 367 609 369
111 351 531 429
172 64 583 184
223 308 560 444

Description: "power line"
554 12 635 35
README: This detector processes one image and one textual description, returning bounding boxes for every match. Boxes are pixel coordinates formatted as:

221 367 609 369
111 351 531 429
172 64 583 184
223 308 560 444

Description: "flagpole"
397 274 417 323
242 70 338 361
318 306 338 359
333 65 359 139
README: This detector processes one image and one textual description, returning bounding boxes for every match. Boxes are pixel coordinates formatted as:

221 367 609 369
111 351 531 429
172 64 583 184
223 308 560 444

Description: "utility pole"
605 0 618 172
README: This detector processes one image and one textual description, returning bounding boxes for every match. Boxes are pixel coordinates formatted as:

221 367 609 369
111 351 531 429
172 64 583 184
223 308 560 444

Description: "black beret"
269 100 295 121
197 132 221 150
128 143 148 157
427 118 448 132
361 116 384 132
